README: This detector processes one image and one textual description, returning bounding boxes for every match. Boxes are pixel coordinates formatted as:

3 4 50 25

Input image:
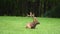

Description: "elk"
27 12 34 17
26 17 40 29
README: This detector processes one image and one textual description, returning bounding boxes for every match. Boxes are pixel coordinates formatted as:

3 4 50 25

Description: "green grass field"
0 16 60 34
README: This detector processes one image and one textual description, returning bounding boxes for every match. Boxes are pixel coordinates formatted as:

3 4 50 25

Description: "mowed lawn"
0 16 60 34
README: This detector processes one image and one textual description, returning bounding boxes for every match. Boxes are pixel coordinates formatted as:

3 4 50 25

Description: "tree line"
0 0 60 17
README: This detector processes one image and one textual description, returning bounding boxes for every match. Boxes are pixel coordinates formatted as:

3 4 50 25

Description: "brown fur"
26 17 40 29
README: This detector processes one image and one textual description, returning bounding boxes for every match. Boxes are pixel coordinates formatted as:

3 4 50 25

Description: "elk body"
26 17 40 29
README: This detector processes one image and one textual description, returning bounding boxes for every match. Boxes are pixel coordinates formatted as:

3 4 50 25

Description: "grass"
0 16 60 34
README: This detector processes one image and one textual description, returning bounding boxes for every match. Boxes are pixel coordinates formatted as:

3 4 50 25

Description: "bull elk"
26 17 40 29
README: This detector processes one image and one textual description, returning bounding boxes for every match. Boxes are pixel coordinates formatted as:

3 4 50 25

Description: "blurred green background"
0 0 60 34
0 16 60 34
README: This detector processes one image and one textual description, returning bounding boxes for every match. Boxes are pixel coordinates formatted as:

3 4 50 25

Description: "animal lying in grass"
26 17 40 29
